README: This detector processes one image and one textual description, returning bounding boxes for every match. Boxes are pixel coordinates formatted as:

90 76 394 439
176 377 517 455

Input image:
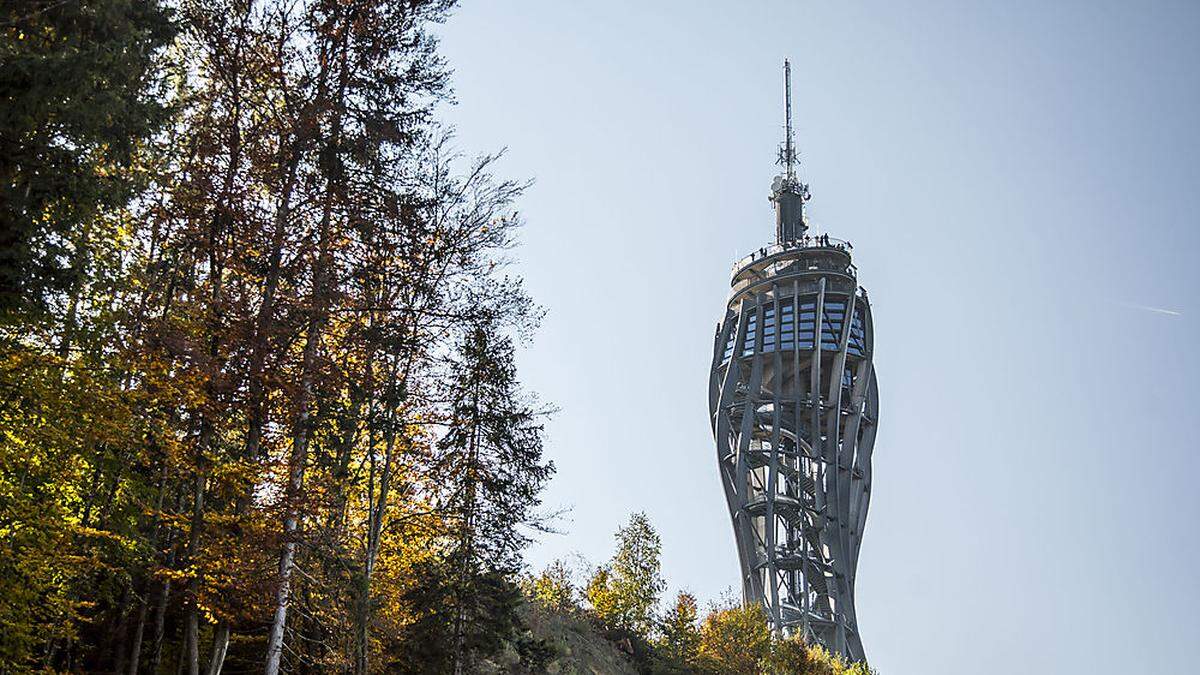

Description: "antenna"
780 59 797 180
771 59 810 242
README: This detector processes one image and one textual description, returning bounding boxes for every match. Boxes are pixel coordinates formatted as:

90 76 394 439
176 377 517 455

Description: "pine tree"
435 313 553 673
0 0 174 317
586 512 666 640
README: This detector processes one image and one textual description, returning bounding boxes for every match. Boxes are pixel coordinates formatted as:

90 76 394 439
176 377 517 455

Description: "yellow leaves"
209 457 261 490
156 565 199 584
691 603 873 674
527 560 575 612
68 524 136 548
696 603 772 675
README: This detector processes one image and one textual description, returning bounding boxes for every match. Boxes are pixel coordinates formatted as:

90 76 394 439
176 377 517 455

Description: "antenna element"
772 59 809 243
782 59 797 179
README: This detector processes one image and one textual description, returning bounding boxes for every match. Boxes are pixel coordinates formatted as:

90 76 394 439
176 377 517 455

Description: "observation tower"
708 61 878 662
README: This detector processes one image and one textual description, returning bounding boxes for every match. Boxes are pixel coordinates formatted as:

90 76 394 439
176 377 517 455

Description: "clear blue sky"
436 2 1200 672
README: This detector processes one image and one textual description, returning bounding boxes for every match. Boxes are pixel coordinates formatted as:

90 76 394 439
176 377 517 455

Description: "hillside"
484 603 640 675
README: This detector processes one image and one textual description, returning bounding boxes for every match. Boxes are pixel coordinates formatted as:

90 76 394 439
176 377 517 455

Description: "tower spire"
782 59 797 180
771 59 809 243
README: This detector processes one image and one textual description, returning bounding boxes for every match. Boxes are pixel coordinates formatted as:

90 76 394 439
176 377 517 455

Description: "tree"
695 603 771 675
0 0 174 317
764 639 877 675
764 632 829 675
655 591 702 673
526 559 577 613
586 512 665 639
435 313 553 673
0 1 575 672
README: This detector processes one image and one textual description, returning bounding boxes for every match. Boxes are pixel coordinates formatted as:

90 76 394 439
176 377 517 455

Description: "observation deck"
728 234 861 305
730 235 856 281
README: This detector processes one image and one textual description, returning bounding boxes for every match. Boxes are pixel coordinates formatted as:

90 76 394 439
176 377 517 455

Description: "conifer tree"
0 0 174 316
586 512 666 640
434 313 553 673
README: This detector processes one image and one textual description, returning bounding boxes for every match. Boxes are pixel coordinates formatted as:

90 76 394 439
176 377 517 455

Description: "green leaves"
0 0 176 317
587 512 666 639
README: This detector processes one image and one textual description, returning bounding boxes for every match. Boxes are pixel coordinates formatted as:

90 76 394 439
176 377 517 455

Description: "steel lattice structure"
708 61 878 662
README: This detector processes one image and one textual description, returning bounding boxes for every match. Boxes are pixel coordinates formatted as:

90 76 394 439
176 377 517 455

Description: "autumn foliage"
1 0 553 672
525 514 878 675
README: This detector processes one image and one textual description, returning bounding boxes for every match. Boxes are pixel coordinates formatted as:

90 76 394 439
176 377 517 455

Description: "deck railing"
731 236 856 279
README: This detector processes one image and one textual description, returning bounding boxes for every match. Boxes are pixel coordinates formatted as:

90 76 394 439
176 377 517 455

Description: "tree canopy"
0 0 558 672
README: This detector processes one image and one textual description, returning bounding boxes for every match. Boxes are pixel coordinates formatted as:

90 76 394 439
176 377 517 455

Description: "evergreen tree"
436 313 553 673
0 0 174 316
393 559 528 674
586 512 666 640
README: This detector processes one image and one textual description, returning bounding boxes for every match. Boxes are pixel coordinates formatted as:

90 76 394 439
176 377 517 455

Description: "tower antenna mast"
782 59 797 180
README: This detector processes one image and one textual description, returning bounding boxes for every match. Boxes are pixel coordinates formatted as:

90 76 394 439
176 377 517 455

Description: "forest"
0 1 876 672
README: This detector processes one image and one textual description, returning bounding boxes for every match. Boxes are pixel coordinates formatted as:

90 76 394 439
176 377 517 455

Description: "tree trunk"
206 622 230 675
184 464 206 675
451 390 482 675
112 584 133 674
355 371 401 675
127 587 150 675
264 14 351 673
148 559 174 675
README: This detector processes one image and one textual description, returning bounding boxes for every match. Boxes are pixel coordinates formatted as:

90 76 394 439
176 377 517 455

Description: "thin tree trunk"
132 452 172 675
127 586 150 675
252 150 304 675
262 503 299 675
262 264 332 674
264 14 351 673
452 386 482 675
112 584 133 674
355 362 401 675
236 95 303 675
184 463 206 675
206 622 230 675
148 574 172 675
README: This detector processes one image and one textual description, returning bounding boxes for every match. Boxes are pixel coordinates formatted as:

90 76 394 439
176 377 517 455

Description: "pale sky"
436 2 1200 672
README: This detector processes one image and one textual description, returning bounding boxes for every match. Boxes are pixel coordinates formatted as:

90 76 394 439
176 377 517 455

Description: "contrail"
1118 301 1183 316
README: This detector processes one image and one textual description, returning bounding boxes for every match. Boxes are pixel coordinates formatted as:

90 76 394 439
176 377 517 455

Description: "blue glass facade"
720 295 867 361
